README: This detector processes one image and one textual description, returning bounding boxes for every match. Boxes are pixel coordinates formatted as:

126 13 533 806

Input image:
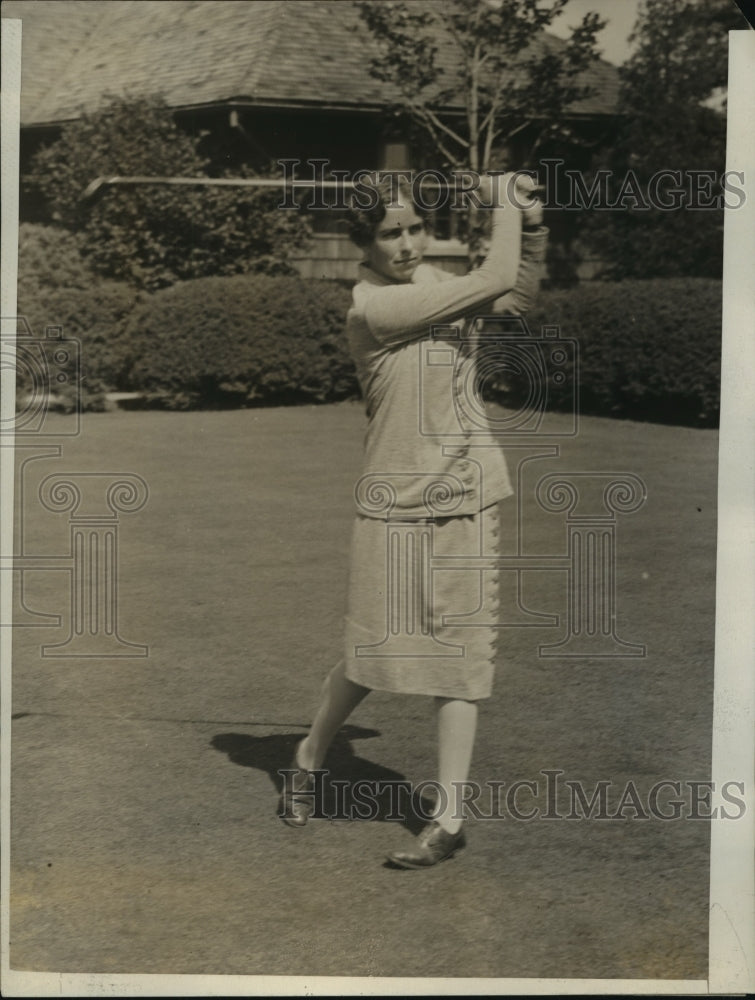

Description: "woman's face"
365 202 428 283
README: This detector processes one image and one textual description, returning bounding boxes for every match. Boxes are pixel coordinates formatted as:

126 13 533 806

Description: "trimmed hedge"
522 278 722 427
121 272 721 426
122 273 356 408
16 224 138 409
14 235 721 427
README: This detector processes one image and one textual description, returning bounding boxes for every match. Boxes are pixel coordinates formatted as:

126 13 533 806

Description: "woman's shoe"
278 745 318 827
386 821 466 869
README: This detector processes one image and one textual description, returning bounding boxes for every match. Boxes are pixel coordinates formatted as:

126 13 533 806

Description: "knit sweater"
347 222 549 521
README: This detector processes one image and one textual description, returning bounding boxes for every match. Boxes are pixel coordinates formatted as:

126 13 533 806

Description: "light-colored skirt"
343 505 501 700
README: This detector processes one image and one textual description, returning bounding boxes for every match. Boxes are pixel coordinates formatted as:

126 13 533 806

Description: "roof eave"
19 98 621 130
175 97 620 119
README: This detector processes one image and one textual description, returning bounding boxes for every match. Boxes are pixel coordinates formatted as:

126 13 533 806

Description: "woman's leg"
296 660 370 770
385 695 477 866
432 696 478 834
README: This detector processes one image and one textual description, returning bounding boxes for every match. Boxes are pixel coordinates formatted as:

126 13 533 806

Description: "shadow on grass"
211 725 429 832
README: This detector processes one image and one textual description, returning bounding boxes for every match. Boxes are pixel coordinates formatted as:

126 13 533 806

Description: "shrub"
505 277 721 427
122 273 356 408
24 96 310 290
121 273 720 425
17 236 719 428
15 223 139 408
15 222 91 292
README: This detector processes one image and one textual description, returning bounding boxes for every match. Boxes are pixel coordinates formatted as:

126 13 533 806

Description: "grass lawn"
10 402 718 981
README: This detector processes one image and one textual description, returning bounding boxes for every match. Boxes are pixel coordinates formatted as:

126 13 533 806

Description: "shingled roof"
3 0 620 127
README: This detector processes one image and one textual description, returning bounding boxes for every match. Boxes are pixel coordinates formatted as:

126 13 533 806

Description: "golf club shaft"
80 174 544 202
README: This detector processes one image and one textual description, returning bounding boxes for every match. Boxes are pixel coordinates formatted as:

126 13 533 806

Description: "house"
4 0 621 280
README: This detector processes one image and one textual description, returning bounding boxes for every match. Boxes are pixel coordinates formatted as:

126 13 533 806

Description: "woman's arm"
490 226 548 316
362 196 523 347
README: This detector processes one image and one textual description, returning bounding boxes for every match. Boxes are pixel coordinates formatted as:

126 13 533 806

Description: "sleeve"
362 206 522 347
489 226 548 316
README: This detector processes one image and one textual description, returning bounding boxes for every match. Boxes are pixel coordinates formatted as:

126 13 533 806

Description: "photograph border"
1 12 753 997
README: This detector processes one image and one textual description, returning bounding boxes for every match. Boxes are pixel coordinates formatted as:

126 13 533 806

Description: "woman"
280 172 547 869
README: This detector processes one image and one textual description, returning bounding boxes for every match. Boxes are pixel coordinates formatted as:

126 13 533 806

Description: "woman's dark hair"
346 175 432 248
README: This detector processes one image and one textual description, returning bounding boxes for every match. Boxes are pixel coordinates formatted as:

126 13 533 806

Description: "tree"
25 97 310 290
356 0 606 256
620 0 738 112
357 0 605 173
582 0 747 279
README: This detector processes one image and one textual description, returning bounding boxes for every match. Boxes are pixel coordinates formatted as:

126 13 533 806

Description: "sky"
546 0 642 65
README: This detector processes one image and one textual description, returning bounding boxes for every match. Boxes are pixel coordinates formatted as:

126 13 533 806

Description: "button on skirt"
343 505 501 700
